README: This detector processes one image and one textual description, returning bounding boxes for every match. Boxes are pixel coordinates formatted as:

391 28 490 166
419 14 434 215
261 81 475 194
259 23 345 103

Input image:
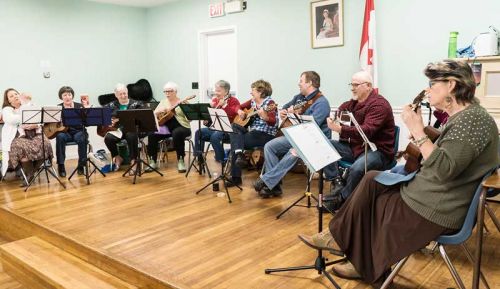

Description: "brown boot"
332 261 362 280
298 230 343 256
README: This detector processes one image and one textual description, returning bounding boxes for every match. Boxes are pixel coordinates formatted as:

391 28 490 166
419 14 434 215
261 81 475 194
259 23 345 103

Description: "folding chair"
380 168 496 289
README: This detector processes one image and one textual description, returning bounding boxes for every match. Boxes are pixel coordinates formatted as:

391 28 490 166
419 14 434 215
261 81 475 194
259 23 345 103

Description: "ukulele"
43 123 69 139
214 94 231 109
97 117 118 138
401 90 441 173
232 103 277 128
275 100 307 137
157 95 196 125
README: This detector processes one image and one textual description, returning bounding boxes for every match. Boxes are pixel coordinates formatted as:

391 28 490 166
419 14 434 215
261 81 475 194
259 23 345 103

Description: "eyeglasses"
163 90 174 93
348 82 367 88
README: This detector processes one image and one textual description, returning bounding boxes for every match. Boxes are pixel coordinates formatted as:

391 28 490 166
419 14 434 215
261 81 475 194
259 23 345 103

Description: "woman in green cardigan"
298 59 499 288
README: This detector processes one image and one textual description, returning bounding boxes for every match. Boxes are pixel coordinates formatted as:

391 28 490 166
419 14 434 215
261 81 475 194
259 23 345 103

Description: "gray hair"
163 81 178 92
114 83 128 93
215 80 230 93
424 59 477 105
352 71 373 84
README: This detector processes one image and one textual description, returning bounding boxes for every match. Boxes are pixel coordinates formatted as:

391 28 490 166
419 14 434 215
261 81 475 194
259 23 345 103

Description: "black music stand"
64 107 112 185
118 109 164 184
195 108 241 203
22 107 66 192
275 113 318 219
265 122 344 289
179 103 212 178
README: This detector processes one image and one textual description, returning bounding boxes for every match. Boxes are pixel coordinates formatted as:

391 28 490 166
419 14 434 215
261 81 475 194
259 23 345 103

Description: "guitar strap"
299 91 323 114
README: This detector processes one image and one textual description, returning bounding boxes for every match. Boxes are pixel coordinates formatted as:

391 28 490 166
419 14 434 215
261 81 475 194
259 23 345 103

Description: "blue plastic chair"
380 168 496 289
485 188 500 232
338 125 400 171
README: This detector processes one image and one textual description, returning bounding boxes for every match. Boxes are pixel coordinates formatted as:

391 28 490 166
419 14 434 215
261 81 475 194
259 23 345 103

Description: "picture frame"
311 0 344 48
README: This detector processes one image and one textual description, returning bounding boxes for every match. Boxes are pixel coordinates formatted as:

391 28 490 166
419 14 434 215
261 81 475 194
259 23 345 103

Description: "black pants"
148 117 191 160
104 132 139 160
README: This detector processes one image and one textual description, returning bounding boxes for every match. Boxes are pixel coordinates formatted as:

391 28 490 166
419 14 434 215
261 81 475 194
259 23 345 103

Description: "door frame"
198 26 238 102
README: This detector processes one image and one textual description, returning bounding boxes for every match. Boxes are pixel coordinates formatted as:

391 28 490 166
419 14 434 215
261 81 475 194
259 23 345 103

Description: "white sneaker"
177 159 186 173
144 160 157 173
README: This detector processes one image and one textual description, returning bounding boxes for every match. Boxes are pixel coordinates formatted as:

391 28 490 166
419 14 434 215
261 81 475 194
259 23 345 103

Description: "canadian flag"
359 0 378 88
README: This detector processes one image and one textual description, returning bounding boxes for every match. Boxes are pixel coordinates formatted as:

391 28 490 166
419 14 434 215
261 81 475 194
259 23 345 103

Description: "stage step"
0 237 137 289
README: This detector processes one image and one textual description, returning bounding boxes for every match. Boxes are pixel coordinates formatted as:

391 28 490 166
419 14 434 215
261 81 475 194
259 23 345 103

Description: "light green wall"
1 0 499 107
0 0 148 106
147 0 500 107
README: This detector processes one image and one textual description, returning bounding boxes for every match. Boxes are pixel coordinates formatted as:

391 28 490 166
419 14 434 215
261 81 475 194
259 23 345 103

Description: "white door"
198 26 237 102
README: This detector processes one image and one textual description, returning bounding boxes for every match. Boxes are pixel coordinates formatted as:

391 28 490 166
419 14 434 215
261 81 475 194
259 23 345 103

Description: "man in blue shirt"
254 71 331 197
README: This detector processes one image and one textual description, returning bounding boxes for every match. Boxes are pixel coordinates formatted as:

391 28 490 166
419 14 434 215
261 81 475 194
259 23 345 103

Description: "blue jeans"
260 136 299 189
324 140 391 200
56 131 87 166
194 128 228 162
229 124 274 178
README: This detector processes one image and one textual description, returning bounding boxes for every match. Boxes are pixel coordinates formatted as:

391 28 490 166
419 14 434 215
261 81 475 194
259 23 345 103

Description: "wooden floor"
0 153 499 289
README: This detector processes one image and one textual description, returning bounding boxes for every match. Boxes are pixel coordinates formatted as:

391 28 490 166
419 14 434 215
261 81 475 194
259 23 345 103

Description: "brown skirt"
329 171 451 286
8 134 53 169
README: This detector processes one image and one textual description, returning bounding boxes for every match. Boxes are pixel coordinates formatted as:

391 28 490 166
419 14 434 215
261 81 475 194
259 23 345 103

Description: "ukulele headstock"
410 90 427 112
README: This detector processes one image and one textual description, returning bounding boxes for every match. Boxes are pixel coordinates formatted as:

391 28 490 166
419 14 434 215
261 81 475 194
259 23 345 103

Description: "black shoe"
258 187 274 198
271 184 283 196
77 166 85 175
225 177 242 188
235 152 247 168
58 164 66 178
323 193 345 212
330 176 345 195
253 178 266 192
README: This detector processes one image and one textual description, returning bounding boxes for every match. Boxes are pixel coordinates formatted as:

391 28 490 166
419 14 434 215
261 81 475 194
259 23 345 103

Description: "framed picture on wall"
311 0 343 48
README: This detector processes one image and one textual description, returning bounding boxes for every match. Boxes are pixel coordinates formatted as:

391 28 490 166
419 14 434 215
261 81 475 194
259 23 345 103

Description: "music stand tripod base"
264 169 344 289
117 109 164 184
63 107 112 185
22 107 66 192
276 171 319 219
193 107 241 203
179 103 212 178
26 161 67 192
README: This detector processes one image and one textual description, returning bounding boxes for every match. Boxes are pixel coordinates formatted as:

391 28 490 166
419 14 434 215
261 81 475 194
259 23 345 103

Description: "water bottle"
448 31 459 58
212 172 220 191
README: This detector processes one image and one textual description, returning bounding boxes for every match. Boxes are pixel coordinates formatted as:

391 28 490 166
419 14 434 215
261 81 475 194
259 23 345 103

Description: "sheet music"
208 108 233 133
21 107 42 124
347 112 377 152
42 106 62 123
286 113 314 125
283 121 341 172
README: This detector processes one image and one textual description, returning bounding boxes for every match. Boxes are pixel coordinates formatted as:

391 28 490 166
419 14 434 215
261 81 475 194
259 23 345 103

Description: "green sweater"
401 104 498 229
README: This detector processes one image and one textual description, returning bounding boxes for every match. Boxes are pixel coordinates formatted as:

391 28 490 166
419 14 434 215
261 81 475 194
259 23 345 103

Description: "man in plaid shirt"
253 71 331 197
324 71 395 211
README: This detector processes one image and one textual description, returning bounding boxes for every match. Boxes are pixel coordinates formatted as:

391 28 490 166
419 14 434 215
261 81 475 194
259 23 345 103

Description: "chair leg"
204 143 212 160
380 256 409 289
19 167 29 184
460 243 490 289
188 139 195 165
485 203 500 232
438 245 466 289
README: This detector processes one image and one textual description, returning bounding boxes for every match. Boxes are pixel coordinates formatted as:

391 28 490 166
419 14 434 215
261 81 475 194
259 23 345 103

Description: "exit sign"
209 2 224 18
